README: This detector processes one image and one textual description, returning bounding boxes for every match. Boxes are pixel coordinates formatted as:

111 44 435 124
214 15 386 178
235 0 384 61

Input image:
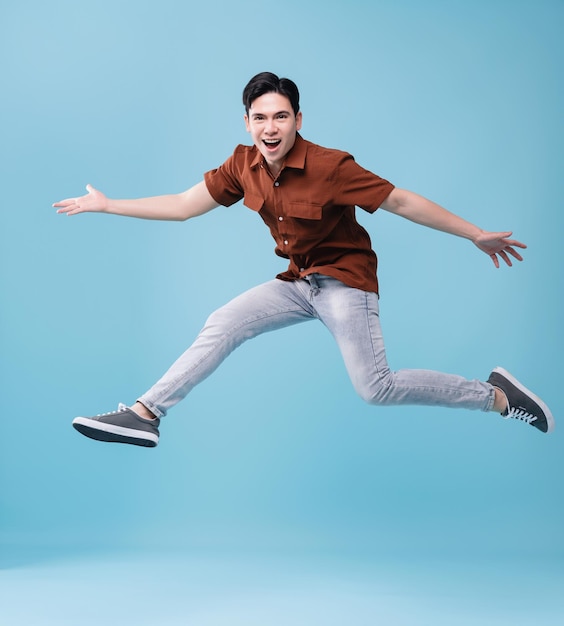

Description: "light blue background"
1 0 563 623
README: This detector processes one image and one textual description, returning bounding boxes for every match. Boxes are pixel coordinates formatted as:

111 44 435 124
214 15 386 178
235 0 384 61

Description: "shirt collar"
250 133 307 171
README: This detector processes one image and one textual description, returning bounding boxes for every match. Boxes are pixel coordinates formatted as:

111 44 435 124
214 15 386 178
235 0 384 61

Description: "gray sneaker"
487 367 554 434
72 404 160 447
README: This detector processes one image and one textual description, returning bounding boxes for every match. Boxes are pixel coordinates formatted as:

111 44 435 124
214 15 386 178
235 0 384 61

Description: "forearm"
105 194 189 221
381 188 482 241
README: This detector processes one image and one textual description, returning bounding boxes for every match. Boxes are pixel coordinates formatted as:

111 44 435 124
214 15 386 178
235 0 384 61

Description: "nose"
265 118 277 134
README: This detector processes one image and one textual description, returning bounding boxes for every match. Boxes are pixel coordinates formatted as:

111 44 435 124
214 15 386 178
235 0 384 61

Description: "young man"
54 72 554 447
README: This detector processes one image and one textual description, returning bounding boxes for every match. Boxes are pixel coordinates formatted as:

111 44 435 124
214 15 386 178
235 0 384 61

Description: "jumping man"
54 72 554 447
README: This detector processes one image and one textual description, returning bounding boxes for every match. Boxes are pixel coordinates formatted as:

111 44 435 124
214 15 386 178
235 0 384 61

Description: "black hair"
242 72 300 116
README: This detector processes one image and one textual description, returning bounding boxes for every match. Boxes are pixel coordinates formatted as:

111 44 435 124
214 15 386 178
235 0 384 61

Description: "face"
244 92 302 174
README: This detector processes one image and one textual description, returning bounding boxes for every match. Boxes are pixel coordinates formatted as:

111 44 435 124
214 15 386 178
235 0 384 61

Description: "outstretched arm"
380 188 526 268
53 180 219 221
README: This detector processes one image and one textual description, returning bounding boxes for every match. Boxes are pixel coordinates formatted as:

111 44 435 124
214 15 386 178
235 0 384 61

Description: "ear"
244 114 251 132
295 111 303 131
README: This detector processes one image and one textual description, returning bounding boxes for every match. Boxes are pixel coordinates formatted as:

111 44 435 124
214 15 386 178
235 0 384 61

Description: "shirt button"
274 181 280 187
284 240 288 245
278 216 283 221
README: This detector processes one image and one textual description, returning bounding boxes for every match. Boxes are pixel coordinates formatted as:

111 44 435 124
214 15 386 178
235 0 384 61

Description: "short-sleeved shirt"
204 133 394 294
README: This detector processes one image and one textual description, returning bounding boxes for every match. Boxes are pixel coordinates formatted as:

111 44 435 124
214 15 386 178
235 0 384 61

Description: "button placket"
273 178 287 246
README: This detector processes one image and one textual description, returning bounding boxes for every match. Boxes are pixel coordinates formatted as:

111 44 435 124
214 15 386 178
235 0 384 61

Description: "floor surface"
1 547 563 625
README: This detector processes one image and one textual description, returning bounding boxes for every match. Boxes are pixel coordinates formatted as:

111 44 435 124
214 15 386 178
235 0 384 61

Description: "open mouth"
263 139 281 150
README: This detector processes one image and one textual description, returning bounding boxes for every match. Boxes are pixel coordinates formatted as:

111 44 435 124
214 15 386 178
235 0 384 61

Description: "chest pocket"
243 193 264 212
286 202 323 220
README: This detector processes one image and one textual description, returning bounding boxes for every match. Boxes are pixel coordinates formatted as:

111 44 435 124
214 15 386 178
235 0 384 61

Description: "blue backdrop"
1 0 562 570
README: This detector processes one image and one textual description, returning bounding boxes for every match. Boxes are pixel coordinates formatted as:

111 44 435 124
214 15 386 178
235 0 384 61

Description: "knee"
201 306 256 348
353 369 395 406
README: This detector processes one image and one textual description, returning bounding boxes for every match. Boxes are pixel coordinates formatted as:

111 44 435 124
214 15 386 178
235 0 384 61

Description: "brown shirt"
204 134 394 293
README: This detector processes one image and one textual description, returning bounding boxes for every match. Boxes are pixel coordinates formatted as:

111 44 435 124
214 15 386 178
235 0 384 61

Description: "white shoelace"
504 406 538 425
96 403 128 417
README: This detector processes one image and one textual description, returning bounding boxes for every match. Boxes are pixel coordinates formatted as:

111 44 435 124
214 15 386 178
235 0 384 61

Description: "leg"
137 279 314 417
309 275 494 410
72 279 315 446
311 275 553 431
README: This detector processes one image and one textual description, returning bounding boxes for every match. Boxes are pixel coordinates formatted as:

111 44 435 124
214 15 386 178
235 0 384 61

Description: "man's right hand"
53 184 108 215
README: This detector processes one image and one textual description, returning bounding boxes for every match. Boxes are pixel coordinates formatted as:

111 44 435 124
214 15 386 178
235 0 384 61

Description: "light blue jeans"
138 275 495 418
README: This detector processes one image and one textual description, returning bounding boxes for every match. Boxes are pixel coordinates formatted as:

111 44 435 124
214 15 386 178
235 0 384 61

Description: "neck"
266 161 282 177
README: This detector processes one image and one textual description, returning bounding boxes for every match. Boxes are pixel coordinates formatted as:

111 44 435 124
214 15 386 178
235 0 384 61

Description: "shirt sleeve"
332 153 395 213
203 147 246 207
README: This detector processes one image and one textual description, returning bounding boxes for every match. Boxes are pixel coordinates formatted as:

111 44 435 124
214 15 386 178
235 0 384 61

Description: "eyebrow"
251 110 292 118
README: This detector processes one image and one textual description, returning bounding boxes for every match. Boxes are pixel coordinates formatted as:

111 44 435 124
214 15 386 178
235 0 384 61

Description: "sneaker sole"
72 417 159 447
493 366 555 433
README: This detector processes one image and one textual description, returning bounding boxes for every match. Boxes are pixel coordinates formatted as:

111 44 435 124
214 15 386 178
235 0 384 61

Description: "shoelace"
504 406 538 425
95 403 128 417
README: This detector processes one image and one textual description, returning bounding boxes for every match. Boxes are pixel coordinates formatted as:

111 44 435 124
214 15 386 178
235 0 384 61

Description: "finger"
53 198 77 207
490 254 500 269
64 206 83 216
86 183 95 193
502 239 527 250
55 196 84 214
506 247 524 262
56 205 78 215
499 250 512 267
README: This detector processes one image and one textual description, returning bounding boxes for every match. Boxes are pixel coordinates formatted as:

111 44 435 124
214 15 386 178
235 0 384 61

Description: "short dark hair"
242 72 300 116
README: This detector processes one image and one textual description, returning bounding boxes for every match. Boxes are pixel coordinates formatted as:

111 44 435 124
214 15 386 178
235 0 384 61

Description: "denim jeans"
138 275 495 418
